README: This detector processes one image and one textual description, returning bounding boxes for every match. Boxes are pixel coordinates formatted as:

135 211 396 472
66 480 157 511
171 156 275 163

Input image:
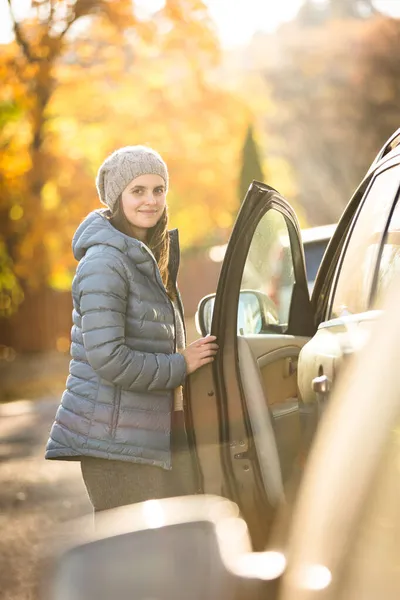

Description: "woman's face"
120 173 167 240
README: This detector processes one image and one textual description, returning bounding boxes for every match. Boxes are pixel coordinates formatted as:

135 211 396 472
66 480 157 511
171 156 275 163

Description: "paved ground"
0 397 92 600
0 320 201 599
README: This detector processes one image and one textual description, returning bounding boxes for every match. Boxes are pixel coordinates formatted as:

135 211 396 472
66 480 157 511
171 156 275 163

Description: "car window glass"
336 418 400 600
373 199 400 308
330 166 400 319
304 240 329 287
239 209 295 334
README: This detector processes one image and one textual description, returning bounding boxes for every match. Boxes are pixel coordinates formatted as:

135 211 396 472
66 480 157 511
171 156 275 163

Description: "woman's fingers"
198 344 219 353
182 336 219 374
200 356 215 365
199 349 218 358
194 336 217 347
203 343 219 350
198 346 218 355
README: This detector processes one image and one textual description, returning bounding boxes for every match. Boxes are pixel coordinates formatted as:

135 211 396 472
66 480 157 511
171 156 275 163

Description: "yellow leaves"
56 336 70 353
48 268 73 291
0 125 31 180
41 181 61 210
173 204 210 249
1 0 251 291
0 239 24 317
102 0 137 29
9 205 24 221
197 168 216 186
214 210 233 230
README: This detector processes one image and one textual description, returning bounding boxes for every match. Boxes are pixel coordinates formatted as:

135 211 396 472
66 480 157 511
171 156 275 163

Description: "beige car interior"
237 334 309 505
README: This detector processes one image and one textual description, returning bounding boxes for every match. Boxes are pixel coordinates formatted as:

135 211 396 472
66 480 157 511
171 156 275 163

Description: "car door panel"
184 363 224 496
239 334 310 489
185 181 314 548
245 335 308 406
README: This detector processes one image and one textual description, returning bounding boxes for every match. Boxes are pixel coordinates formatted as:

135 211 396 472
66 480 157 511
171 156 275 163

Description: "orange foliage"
0 0 249 302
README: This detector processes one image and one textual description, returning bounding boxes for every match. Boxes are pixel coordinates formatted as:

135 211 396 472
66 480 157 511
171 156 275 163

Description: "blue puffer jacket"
45 210 187 469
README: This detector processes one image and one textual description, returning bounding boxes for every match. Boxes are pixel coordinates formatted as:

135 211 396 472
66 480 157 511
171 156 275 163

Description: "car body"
186 125 400 549
277 270 400 600
51 280 400 600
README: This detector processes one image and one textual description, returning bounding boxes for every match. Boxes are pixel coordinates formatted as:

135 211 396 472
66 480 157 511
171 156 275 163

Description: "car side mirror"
196 293 216 336
195 290 279 336
46 496 281 600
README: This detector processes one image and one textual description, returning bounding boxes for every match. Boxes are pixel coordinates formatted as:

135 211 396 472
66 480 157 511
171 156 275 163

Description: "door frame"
312 154 400 325
207 181 313 541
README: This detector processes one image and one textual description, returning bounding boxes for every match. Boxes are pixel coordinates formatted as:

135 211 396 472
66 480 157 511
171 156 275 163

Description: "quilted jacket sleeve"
77 251 187 392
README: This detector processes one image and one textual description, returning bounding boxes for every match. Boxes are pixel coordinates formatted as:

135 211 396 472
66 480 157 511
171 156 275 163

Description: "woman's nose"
145 193 157 205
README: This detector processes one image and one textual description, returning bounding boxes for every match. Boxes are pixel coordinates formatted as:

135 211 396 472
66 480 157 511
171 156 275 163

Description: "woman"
45 145 218 512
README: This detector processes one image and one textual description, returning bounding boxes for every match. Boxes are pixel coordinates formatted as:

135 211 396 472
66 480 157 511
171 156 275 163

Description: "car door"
185 181 316 549
298 160 400 411
279 273 400 600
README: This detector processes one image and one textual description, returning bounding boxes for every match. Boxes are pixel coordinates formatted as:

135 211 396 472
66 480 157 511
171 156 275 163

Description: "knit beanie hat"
96 145 169 212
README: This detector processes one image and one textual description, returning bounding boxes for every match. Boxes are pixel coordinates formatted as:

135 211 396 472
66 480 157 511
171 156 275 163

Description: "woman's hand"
180 336 218 375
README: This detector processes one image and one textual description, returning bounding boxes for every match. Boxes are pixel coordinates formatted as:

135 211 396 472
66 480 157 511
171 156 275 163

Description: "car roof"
368 126 400 174
301 223 337 245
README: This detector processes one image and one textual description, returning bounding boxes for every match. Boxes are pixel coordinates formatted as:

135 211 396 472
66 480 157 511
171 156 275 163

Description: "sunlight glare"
142 499 166 529
233 551 287 580
297 564 332 590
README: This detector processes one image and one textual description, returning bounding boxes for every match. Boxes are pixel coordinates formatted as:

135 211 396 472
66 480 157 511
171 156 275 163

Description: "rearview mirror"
196 290 279 336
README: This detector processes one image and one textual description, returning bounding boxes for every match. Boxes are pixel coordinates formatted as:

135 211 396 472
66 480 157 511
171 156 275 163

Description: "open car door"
184 181 316 549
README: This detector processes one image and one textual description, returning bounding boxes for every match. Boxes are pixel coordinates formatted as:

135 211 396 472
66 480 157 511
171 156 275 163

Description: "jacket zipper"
140 244 177 352
110 386 121 437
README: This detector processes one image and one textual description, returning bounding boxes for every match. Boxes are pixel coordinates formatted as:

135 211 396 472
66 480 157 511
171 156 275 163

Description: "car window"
335 417 400 600
239 209 295 334
373 199 400 308
330 166 400 319
304 240 329 285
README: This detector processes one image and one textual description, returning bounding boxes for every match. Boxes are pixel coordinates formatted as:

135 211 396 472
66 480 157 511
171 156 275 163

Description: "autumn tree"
238 124 264 205
1 0 249 314
297 0 377 24
328 0 377 18
261 12 400 225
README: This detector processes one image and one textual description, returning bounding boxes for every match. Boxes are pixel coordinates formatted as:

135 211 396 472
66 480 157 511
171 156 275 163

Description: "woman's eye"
133 189 143 195
155 188 164 195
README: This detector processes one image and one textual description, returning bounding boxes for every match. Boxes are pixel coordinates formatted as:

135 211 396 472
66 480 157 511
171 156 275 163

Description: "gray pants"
80 413 197 512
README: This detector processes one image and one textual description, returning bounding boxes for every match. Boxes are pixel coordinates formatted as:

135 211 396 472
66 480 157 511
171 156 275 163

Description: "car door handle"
284 357 298 378
312 375 331 394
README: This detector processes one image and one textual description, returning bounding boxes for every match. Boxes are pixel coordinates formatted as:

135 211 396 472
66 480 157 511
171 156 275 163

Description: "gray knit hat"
96 145 169 212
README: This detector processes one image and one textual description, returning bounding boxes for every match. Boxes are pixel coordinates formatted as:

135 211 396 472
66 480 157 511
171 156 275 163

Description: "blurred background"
2 0 400 397
1 1 400 598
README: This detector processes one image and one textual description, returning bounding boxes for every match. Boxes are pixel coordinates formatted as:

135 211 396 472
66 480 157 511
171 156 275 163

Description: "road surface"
0 397 91 600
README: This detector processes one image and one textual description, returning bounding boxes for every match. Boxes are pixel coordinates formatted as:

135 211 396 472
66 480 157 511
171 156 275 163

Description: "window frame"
239 209 297 335
324 163 400 322
368 188 400 308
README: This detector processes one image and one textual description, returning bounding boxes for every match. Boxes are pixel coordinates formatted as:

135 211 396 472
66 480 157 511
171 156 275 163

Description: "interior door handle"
312 375 331 417
312 375 331 394
284 357 298 378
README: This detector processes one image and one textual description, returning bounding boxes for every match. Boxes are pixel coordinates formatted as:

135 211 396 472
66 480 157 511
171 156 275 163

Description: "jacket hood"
72 209 141 261
72 210 180 278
